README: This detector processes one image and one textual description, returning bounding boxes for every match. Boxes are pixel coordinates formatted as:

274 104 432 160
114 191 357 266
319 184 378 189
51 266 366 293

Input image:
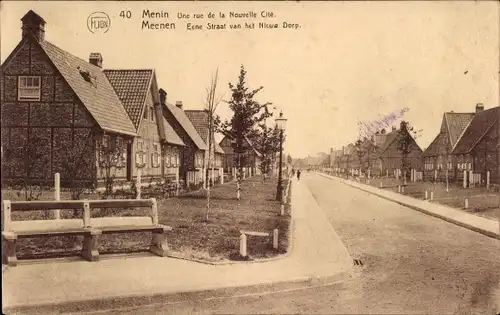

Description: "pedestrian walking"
297 170 301 180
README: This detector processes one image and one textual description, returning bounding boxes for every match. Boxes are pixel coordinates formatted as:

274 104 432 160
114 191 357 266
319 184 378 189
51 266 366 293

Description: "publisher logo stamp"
87 12 111 34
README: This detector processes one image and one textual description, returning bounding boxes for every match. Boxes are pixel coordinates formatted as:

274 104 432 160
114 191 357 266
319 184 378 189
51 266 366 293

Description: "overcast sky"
1 1 498 158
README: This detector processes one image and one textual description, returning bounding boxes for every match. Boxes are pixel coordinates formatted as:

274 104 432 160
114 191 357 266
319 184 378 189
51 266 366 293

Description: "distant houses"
219 135 262 178
0 10 234 191
328 102 500 187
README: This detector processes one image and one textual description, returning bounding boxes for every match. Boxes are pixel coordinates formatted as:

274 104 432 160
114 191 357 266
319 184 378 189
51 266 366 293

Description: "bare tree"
204 68 224 221
97 135 126 199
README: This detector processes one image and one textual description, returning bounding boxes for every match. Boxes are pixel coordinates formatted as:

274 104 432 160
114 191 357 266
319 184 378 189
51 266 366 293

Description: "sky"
1 1 499 159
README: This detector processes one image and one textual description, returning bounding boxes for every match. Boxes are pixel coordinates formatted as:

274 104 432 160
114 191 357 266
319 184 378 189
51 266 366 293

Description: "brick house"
1 10 138 188
369 126 423 177
219 135 262 177
451 105 499 185
103 70 185 183
184 109 225 184
161 99 208 187
421 110 475 182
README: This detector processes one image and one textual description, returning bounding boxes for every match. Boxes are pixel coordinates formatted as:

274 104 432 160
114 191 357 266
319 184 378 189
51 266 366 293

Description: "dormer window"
18 76 41 101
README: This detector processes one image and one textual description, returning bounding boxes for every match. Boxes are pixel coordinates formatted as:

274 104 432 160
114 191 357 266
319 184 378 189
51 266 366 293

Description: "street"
83 172 500 315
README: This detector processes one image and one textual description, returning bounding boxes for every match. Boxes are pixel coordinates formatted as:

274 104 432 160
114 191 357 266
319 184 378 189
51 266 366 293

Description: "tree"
2 134 51 202
59 130 96 201
203 68 224 221
354 139 364 177
97 135 126 199
255 120 283 180
396 120 418 185
218 65 272 200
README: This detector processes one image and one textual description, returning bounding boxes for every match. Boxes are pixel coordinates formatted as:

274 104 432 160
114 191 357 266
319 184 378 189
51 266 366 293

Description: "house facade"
370 126 423 177
451 105 499 185
1 11 137 188
103 70 185 184
219 135 262 177
1 10 187 189
421 110 475 182
184 109 225 184
161 100 208 187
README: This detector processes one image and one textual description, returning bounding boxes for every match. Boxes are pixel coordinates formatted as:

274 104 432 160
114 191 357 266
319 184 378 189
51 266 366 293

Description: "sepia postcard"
1 1 499 314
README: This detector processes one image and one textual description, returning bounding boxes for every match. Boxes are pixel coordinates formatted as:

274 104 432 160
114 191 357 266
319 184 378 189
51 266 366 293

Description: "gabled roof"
244 136 262 157
162 117 185 146
37 40 136 136
452 107 499 155
422 112 474 157
184 110 224 154
163 103 207 150
103 69 154 130
375 131 399 157
218 135 262 157
445 112 475 148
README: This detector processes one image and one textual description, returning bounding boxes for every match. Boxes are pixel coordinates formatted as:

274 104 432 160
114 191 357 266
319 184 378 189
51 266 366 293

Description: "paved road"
84 172 499 315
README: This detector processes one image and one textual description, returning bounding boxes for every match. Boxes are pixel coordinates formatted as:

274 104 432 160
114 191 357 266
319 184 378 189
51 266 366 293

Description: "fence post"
401 186 405 194
175 167 180 196
425 190 428 200
54 172 61 220
380 181 383 188
221 168 224 184
151 198 158 225
487 171 490 191
464 198 469 209
239 233 247 257
83 201 90 228
273 229 279 250
136 169 142 199
3 200 11 232
398 186 401 193
463 170 467 188
469 170 473 187
430 191 434 200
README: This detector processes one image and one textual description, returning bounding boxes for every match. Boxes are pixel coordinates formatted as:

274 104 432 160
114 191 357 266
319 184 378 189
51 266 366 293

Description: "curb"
3 269 348 315
317 173 499 240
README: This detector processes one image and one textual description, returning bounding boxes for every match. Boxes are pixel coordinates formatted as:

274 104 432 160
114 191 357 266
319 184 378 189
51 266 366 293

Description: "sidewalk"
318 172 499 240
2 178 353 314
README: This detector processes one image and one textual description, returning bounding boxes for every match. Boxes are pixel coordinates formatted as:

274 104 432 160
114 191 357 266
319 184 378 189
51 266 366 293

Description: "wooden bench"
2 198 172 266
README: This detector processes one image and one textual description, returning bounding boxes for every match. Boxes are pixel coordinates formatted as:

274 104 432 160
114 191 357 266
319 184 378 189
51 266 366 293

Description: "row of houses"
0 10 263 189
328 103 500 186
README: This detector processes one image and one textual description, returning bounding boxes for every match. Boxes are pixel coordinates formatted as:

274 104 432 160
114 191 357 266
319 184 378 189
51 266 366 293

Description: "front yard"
2 175 292 262
353 176 500 220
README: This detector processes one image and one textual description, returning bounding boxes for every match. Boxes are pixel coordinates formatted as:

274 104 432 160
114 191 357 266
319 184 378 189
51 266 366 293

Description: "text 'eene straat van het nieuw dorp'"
138 9 302 30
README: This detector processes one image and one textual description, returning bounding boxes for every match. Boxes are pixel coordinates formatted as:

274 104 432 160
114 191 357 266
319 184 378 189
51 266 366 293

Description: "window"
151 143 160 167
102 135 110 148
116 137 123 149
143 108 148 120
176 154 180 167
468 163 471 170
18 76 41 101
150 106 155 122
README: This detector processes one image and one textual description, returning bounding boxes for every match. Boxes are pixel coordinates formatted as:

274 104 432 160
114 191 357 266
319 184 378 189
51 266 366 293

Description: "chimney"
175 101 183 109
159 89 167 105
21 10 46 42
392 126 396 132
475 103 484 113
89 53 103 68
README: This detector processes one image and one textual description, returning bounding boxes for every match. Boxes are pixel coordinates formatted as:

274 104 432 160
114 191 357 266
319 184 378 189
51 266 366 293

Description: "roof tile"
103 69 153 130
38 40 136 136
